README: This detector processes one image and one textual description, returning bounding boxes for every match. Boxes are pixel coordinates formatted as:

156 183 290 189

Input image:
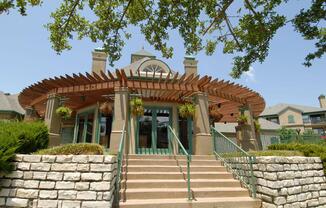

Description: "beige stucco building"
18 49 265 154
259 95 326 136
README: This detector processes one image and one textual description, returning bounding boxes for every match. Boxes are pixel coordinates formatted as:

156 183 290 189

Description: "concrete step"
119 197 261 208
124 165 226 172
125 159 222 166
122 172 233 180
127 155 216 160
121 179 241 189
120 187 249 200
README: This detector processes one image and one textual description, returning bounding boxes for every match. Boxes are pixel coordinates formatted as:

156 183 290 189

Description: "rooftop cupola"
91 48 107 74
131 48 156 63
318 94 326 109
183 55 198 77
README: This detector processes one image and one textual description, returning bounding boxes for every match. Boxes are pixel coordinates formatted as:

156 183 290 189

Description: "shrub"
0 121 49 173
278 127 297 143
0 137 17 173
268 143 326 173
35 143 104 155
249 150 304 157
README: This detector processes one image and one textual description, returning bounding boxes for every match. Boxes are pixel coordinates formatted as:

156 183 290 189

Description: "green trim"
73 114 79 143
95 110 100 144
136 106 172 155
74 106 97 144
82 114 88 143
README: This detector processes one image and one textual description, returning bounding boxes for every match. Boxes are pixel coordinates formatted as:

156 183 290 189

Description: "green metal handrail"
167 125 192 201
211 127 256 198
115 122 126 204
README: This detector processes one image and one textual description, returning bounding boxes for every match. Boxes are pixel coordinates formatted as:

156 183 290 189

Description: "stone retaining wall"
234 156 326 208
0 154 117 208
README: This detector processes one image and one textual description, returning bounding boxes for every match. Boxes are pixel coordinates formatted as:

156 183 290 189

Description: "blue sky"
0 1 325 108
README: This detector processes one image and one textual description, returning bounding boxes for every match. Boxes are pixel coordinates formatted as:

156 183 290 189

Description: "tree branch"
60 0 81 34
202 0 234 36
224 15 243 51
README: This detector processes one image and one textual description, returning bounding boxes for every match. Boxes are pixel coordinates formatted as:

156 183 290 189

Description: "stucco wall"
233 156 326 208
279 108 304 128
0 154 117 208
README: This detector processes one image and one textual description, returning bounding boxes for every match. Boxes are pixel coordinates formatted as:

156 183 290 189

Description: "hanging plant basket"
130 98 144 117
100 102 113 116
56 106 72 120
209 105 223 122
254 119 261 132
178 103 196 119
237 114 248 125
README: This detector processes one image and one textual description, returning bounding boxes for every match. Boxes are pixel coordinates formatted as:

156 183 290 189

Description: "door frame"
135 106 173 154
73 106 100 144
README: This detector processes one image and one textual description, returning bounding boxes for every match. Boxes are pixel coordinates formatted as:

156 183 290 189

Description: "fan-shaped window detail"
143 64 165 73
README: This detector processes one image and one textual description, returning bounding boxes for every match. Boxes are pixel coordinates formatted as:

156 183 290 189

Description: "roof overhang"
19 69 265 122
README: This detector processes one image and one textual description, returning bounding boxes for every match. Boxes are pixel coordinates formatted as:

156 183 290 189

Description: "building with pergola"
18 49 265 154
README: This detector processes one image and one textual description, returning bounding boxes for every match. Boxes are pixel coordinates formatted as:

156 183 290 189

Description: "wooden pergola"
19 69 265 122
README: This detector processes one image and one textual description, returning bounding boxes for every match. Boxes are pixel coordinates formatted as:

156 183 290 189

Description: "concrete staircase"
118 155 261 208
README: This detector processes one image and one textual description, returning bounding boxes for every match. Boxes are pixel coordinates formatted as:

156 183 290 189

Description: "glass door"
75 111 95 143
137 107 171 154
179 117 193 154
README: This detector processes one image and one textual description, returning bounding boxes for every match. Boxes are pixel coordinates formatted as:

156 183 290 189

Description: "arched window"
138 59 171 76
143 64 165 73
288 115 295 123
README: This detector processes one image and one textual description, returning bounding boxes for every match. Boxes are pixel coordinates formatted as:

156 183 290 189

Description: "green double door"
136 107 172 155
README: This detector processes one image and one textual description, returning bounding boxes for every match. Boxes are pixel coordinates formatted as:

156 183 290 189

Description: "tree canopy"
0 0 325 78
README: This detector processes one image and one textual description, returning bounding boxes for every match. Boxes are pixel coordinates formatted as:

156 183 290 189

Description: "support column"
44 94 61 147
172 106 179 154
110 87 129 154
193 92 212 155
235 106 259 151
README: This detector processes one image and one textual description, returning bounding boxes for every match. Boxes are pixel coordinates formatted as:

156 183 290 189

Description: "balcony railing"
310 117 326 124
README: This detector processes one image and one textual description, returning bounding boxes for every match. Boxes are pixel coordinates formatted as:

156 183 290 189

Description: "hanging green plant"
178 103 196 119
237 114 248 125
254 119 261 132
56 106 72 120
130 98 144 117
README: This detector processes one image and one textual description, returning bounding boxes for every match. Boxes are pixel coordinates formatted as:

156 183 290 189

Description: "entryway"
136 107 172 154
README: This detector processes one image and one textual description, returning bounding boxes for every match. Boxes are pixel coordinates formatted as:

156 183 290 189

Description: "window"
143 64 165 73
302 115 310 123
288 115 295 124
267 117 279 124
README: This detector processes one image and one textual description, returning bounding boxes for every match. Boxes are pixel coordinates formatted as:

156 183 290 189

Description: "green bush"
249 150 304 157
35 143 104 155
268 143 326 173
0 121 49 173
0 137 17 173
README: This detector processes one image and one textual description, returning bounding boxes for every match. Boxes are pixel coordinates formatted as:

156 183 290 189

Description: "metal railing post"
168 125 192 201
211 126 256 198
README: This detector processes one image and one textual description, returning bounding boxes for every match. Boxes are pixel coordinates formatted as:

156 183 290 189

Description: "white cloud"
244 66 256 82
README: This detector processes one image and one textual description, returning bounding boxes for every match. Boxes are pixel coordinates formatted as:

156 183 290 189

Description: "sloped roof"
214 118 280 133
260 103 326 116
132 49 155 57
0 91 25 114
122 57 150 76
